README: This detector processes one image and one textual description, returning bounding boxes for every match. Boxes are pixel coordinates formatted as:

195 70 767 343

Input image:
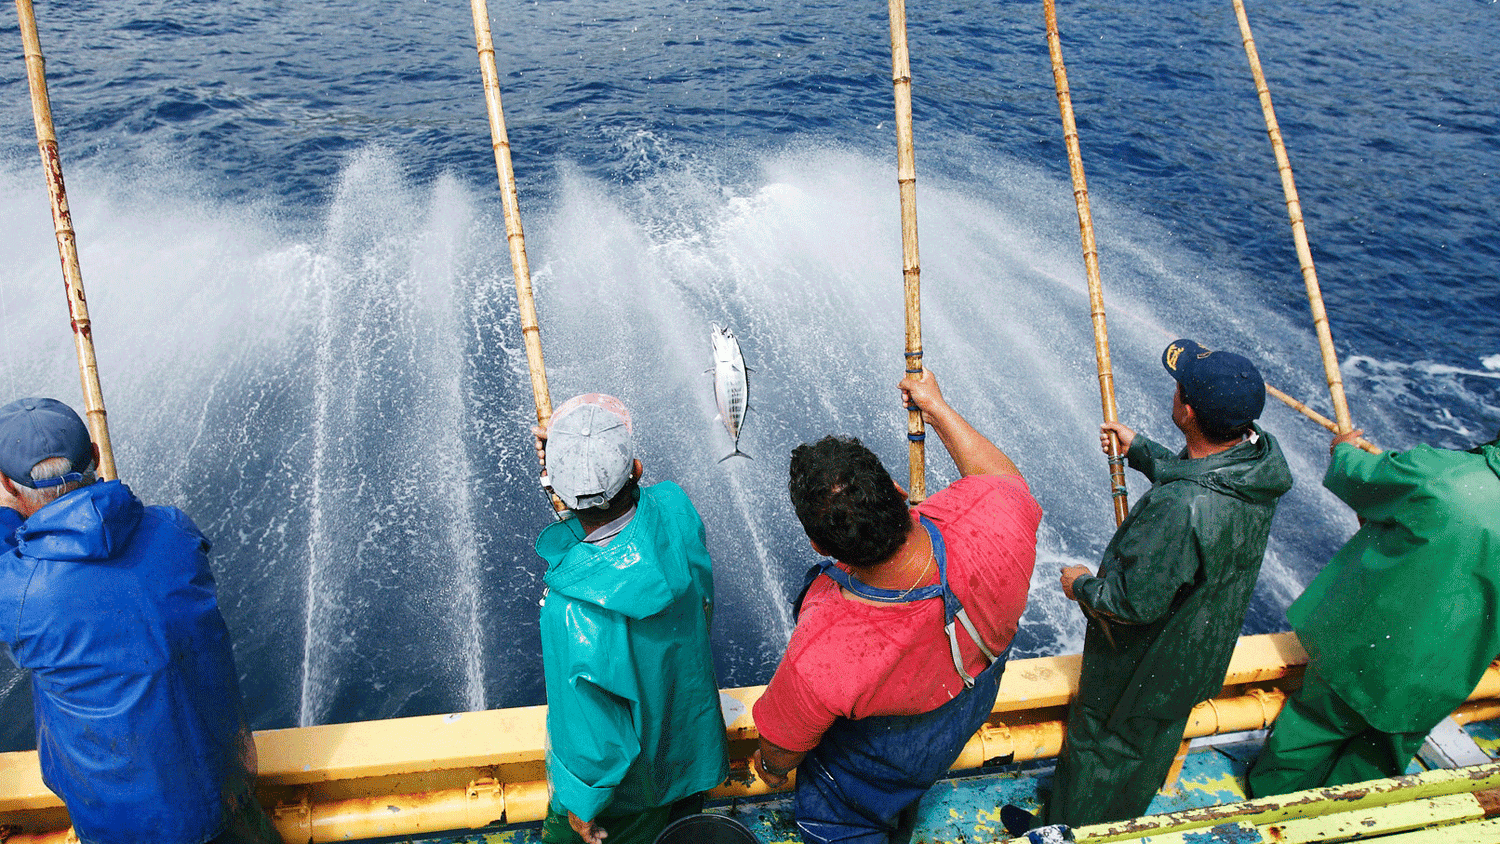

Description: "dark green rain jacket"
1073 425 1293 726
534 481 729 822
1289 440 1500 733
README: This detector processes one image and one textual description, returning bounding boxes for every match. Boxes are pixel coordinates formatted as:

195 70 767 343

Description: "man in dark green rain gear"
1247 427 1500 796
1042 339 1293 828
531 394 729 844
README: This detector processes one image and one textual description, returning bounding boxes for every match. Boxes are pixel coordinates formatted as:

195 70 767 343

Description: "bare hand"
899 368 948 417
1059 565 1092 601
568 811 608 844
1100 422 1135 456
752 748 789 788
532 425 548 470
1331 428 1365 455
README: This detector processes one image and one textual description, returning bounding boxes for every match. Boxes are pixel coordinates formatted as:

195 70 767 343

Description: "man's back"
1290 442 1500 732
756 473 1040 745
1073 428 1292 723
0 481 252 844
535 480 728 821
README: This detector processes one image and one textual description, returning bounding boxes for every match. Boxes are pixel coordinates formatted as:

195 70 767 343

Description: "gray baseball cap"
545 394 634 510
0 398 94 489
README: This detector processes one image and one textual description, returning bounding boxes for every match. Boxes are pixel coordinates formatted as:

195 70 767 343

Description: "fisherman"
0 398 281 844
1246 426 1500 796
1036 339 1292 829
752 369 1042 844
530 393 729 844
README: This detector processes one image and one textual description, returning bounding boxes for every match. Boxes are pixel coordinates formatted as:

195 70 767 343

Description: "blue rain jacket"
0 481 255 844
535 481 729 822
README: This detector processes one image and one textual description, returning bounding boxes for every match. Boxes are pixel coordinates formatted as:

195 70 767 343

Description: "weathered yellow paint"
0 635 1491 844
1176 769 1246 802
1262 793 1481 842
1373 816 1500 844
1080 763 1500 843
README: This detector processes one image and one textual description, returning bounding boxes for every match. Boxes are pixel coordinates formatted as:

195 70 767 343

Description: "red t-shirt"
753 474 1042 753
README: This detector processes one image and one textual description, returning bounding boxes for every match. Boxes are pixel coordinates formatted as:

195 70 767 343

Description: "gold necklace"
894 547 935 601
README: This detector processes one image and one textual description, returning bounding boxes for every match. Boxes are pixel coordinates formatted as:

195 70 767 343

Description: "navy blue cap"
0 398 94 489
1161 340 1266 435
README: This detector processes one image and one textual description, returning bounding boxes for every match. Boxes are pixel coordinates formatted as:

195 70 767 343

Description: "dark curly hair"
788 435 912 568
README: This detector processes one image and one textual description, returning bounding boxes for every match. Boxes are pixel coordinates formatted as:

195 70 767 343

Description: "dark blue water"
2 0 1496 751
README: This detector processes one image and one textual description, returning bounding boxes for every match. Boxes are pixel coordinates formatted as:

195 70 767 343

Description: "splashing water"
1 138 1494 741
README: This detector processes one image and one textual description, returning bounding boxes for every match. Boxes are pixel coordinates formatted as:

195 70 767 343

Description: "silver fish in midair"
710 323 751 461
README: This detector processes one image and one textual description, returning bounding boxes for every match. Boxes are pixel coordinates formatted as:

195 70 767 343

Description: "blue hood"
15 481 143 563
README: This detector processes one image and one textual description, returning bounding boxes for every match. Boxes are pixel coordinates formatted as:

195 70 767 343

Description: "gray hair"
15 456 97 509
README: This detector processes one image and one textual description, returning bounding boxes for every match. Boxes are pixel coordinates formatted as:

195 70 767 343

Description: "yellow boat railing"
2 632 1497 843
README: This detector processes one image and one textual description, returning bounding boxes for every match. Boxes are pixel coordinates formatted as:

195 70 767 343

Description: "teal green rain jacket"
1074 426 1293 726
535 481 729 822
1289 441 1500 733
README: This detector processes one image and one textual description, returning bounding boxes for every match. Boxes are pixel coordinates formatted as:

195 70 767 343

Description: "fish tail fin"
718 448 752 463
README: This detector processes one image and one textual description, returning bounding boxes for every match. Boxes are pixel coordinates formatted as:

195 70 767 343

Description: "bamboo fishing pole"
16 0 117 481
1043 0 1129 526
469 0 565 514
1233 0 1354 436
888 0 927 504
1264 383 1380 452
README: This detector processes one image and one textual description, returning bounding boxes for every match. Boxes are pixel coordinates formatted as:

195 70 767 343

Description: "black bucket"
653 813 758 844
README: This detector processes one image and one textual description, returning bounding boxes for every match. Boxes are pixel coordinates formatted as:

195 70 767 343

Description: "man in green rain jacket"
531 394 728 844
1248 428 1500 796
1044 340 1293 828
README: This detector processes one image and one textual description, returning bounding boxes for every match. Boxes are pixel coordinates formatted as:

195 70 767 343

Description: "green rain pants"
1247 670 1427 798
1045 702 1190 827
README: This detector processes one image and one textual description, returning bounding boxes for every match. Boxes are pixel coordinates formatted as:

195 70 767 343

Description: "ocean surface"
1 0 1496 750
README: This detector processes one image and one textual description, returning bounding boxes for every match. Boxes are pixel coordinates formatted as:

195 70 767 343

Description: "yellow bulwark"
1 633 1497 843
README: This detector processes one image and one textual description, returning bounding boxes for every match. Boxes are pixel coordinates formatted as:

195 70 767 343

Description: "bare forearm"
925 402 1020 478
753 737 806 788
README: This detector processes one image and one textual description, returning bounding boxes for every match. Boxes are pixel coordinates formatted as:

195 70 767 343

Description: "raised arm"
899 369 1021 478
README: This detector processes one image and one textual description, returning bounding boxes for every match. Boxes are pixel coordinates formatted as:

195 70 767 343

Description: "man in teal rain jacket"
1247 427 1500 795
1040 340 1293 828
531 393 728 844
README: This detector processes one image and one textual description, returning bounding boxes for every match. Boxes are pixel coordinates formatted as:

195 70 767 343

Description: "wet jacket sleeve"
1123 434 1176 484
546 606 643 822
1073 492 1201 625
1323 444 1421 520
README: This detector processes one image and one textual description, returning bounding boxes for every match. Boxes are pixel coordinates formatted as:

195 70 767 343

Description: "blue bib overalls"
789 516 1009 844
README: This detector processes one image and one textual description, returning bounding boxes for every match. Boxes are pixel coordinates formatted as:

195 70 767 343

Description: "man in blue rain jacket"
532 394 728 844
0 398 279 844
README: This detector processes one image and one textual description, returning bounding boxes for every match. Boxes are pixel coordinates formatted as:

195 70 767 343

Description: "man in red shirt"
752 370 1042 844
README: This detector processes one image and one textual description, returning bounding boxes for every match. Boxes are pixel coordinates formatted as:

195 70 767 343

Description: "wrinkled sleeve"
1323 444 1423 521
1075 494 1201 625
546 609 642 822
752 661 837 753
751 622 841 753
1124 434 1175 484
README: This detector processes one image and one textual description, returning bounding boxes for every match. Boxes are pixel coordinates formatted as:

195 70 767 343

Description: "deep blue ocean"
2 0 1496 751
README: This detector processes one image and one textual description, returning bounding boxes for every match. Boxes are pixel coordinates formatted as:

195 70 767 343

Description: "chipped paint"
1179 822 1261 843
